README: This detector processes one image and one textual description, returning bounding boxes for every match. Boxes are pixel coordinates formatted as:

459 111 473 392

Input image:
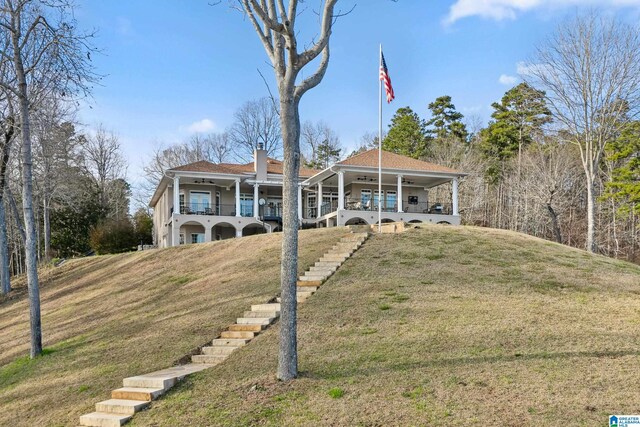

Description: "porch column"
204 227 212 243
171 222 180 247
235 228 243 238
297 184 303 221
235 179 241 217
253 183 260 218
173 175 180 215
317 181 323 218
337 172 344 210
397 174 403 213
452 177 459 216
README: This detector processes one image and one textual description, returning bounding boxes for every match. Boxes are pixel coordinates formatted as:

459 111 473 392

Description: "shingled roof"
337 149 461 174
169 158 319 178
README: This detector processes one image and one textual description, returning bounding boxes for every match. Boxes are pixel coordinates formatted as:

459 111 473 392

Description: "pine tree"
382 107 429 159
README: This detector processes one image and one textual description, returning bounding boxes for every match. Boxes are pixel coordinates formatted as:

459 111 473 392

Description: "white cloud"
444 0 640 25
498 74 518 85
186 118 216 133
516 61 551 77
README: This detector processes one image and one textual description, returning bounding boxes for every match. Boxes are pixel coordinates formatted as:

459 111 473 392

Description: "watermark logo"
610 415 640 427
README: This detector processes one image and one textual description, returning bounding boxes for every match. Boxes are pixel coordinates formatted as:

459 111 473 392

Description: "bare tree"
0 0 98 357
229 97 282 162
238 0 341 380
301 120 341 168
526 12 640 252
82 126 127 214
0 105 15 295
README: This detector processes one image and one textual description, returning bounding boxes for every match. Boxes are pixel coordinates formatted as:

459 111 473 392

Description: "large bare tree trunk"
14 50 42 358
278 98 301 380
585 175 596 253
0 194 10 295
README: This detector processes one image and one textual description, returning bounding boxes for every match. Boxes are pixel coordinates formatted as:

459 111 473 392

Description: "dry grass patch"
129 225 640 427
0 227 347 427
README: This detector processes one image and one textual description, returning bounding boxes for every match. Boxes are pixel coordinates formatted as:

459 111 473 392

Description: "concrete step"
111 387 164 402
220 330 255 339
297 286 318 292
298 280 322 287
303 270 332 278
95 399 149 416
236 317 273 325
251 303 281 312
211 338 251 346
277 296 311 303
299 275 327 281
228 324 265 332
320 256 348 262
79 412 131 427
297 291 315 299
308 266 337 272
122 364 210 389
201 345 237 355
192 354 228 364
242 310 277 319
314 261 342 268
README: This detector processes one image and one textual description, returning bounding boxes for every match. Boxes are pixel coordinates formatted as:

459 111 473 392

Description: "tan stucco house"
150 146 466 248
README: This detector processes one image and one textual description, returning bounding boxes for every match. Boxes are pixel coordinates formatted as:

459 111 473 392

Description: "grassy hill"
2 225 640 426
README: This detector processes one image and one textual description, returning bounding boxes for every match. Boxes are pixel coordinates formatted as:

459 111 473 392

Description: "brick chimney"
254 143 267 181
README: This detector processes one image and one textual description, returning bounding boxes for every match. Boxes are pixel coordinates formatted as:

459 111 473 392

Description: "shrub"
89 218 138 254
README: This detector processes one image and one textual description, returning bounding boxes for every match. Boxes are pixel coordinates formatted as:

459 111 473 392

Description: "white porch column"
171 222 180 247
235 228 243 238
316 181 323 218
452 177 459 216
253 183 260 218
235 179 241 217
337 172 344 210
397 174 403 213
173 175 180 215
204 227 212 243
297 184 303 221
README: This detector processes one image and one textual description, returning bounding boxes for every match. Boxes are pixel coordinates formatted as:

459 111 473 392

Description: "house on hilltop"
149 146 466 248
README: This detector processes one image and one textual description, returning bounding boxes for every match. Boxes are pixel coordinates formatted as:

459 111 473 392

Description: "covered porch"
302 164 463 227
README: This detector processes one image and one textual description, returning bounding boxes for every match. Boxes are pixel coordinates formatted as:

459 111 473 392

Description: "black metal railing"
177 203 253 217
403 202 453 215
343 197 397 212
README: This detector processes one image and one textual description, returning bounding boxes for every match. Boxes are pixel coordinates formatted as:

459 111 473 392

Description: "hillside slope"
124 225 640 427
0 227 347 427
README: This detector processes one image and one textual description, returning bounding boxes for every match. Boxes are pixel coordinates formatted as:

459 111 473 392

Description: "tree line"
374 13 639 262
0 0 152 358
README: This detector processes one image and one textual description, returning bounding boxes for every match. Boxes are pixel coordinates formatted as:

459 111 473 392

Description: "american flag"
380 51 395 103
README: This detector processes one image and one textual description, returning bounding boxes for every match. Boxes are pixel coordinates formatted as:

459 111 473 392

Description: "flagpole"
378 43 382 233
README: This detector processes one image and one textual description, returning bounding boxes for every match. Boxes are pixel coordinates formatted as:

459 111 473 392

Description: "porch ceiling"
315 170 451 189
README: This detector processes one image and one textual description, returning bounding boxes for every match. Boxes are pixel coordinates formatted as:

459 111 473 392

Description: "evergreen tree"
603 121 640 214
426 95 468 142
382 107 429 159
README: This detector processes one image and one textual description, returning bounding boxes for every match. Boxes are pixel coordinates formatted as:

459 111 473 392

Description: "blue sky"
75 0 640 186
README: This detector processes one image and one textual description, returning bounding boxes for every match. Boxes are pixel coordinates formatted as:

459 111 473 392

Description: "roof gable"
338 149 461 174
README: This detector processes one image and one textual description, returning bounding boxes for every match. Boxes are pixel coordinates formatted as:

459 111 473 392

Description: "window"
179 193 185 213
240 193 253 217
215 191 221 215
190 191 211 213
307 192 317 217
361 189 372 208
386 191 397 210
373 190 382 209
179 233 185 245
191 233 205 244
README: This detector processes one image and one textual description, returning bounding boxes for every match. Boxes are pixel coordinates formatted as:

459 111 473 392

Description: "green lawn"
124 226 640 427
0 227 347 427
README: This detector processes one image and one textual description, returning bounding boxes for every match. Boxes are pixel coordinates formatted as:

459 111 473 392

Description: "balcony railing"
174 203 253 217
343 198 453 215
